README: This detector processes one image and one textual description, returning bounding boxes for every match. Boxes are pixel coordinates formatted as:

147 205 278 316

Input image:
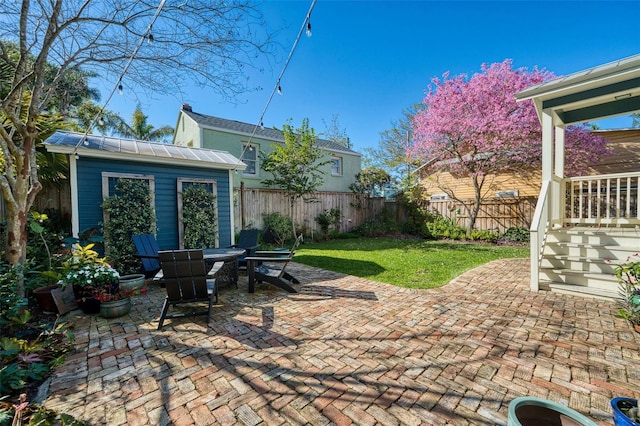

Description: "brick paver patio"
42 258 640 425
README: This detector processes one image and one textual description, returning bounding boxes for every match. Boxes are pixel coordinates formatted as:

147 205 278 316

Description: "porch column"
541 110 554 181
552 126 565 223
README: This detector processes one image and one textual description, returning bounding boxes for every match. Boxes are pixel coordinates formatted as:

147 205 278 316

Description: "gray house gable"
176 109 360 156
172 106 362 193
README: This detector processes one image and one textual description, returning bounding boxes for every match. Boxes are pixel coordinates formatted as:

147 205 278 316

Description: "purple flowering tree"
411 59 609 234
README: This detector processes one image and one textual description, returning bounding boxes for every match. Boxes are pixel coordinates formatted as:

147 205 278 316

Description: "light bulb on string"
306 22 312 37
98 116 105 126
260 121 264 129
147 33 154 43
248 144 253 152
118 83 123 95
277 85 283 95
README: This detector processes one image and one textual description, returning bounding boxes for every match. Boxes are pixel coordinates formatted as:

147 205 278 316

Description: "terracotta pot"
33 285 60 314
634 323 640 334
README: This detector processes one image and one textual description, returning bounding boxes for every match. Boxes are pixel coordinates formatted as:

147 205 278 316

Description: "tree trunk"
1 133 43 296
290 197 297 240
466 174 486 236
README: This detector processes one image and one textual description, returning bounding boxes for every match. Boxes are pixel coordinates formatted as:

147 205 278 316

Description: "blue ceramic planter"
508 397 597 426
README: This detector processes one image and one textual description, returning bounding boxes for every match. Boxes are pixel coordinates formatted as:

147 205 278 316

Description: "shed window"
241 143 257 175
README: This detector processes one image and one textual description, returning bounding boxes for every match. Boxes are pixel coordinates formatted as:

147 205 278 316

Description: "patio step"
538 280 619 301
538 227 632 300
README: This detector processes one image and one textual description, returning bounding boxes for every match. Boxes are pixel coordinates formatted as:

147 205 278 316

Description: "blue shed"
44 131 246 249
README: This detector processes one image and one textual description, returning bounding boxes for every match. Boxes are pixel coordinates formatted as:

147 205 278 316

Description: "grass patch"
294 237 528 289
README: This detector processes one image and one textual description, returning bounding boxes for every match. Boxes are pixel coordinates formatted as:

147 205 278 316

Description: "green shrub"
501 227 530 243
262 212 293 247
469 229 500 243
0 260 29 321
102 178 156 274
182 184 217 249
0 314 74 399
353 208 400 237
425 215 466 240
315 208 341 235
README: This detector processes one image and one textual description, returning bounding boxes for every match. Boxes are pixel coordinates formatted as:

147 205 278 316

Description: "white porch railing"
530 180 550 291
564 172 640 225
531 171 640 293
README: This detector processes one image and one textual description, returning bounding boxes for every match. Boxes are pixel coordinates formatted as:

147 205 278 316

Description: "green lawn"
294 237 529 289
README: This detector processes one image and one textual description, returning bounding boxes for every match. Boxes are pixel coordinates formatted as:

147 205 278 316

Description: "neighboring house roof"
45 131 246 170
179 109 361 156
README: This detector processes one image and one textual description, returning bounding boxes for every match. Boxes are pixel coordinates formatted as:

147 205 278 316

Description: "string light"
72 0 167 155
237 0 317 162
98 116 105 126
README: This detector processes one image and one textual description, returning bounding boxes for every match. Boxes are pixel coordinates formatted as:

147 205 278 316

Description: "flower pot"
73 286 101 314
118 274 146 292
611 397 640 426
100 297 132 318
634 323 640 334
33 285 60 314
508 397 597 426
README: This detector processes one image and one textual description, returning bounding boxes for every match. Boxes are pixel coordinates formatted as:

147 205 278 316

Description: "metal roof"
45 131 246 170
516 54 640 126
181 110 361 155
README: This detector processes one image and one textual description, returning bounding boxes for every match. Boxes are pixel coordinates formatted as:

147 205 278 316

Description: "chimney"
181 103 192 112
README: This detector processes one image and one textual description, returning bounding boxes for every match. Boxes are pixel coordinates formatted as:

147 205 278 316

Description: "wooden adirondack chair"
228 229 260 272
246 235 303 293
132 234 162 279
157 249 223 330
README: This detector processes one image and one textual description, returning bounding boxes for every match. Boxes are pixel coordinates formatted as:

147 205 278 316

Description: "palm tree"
110 104 174 142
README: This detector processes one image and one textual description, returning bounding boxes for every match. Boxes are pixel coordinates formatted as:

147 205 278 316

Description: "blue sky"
100 1 640 153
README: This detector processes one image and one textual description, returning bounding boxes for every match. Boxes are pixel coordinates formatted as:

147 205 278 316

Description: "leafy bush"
102 178 156 274
0 395 90 426
396 189 436 237
0 313 74 399
469 229 500 243
262 212 293 247
315 208 341 234
501 227 530 243
0 260 30 321
352 208 400 237
425 215 466 240
182 184 217 249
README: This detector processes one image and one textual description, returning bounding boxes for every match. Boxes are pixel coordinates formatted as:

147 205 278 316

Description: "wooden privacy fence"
234 186 386 234
428 197 537 233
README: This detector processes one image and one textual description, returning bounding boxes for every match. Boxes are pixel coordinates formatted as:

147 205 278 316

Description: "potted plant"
611 397 639 426
58 244 119 314
613 254 640 333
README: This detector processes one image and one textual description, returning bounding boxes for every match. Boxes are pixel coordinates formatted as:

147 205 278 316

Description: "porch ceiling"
516 54 640 126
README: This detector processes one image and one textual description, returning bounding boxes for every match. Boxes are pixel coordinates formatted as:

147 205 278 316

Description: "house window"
241 143 257 175
330 157 342 176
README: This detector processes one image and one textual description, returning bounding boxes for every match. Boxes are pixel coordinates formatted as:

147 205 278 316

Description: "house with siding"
172 105 361 192
414 128 640 231
417 129 640 198
44 130 245 249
